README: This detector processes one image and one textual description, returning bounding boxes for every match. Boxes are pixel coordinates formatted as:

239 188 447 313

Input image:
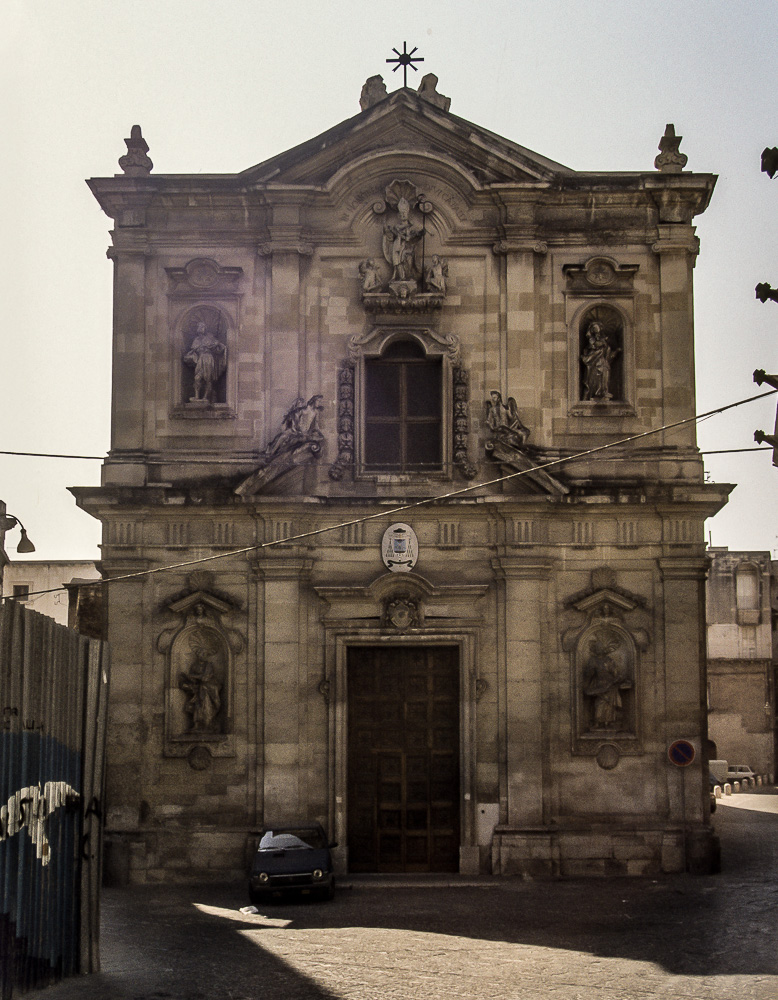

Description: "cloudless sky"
2 0 778 559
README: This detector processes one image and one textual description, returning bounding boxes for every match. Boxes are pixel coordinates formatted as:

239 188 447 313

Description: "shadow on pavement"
23 791 778 997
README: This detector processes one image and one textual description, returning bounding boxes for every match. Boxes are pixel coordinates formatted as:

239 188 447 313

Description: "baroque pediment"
239 90 573 190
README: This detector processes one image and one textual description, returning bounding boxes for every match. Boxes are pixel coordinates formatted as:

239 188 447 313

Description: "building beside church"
706 548 776 777
74 72 731 881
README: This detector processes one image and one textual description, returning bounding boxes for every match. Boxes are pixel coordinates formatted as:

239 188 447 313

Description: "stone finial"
118 125 153 176
360 75 388 111
417 73 451 112
654 123 687 174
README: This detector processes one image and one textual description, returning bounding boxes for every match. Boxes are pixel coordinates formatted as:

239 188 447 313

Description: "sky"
2 0 778 561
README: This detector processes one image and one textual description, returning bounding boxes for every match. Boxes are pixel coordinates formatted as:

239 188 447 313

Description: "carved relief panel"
357 179 451 314
157 573 244 764
562 568 650 755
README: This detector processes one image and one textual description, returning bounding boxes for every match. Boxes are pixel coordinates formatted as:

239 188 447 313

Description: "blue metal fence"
0 600 108 997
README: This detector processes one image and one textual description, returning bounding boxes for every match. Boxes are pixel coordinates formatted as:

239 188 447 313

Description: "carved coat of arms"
381 523 418 572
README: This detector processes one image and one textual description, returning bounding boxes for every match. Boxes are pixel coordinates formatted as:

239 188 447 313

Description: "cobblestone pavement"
24 790 778 1000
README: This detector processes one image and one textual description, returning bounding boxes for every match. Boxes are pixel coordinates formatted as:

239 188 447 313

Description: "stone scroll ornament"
484 391 567 495
359 180 449 312
235 394 324 495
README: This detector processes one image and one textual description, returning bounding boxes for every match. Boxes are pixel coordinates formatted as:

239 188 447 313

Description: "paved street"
24 790 778 1000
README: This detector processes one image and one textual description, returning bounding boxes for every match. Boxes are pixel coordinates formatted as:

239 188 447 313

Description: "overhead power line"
3 386 776 605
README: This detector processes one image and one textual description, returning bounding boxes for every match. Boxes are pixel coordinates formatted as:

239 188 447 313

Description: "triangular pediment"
240 88 573 190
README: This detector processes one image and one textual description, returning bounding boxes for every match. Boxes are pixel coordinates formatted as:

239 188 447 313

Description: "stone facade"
74 78 731 882
706 548 777 777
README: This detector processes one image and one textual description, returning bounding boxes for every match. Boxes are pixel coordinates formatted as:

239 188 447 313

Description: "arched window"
364 339 442 472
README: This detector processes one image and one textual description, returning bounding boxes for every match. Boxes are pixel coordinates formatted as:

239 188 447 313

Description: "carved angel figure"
485 391 530 452
358 258 382 293
264 395 324 461
425 255 448 294
184 321 226 403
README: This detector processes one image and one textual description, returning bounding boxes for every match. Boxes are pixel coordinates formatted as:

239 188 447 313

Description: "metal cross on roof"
386 42 424 88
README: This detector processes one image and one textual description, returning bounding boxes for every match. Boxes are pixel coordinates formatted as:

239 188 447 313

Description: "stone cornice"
490 556 556 580
658 556 710 580
257 238 314 257
492 239 548 256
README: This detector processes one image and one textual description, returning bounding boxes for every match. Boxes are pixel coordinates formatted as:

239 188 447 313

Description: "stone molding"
492 239 548 256
257 240 314 257
165 258 244 294
563 256 639 295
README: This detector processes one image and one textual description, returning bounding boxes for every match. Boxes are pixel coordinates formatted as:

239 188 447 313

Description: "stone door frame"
324 628 481 875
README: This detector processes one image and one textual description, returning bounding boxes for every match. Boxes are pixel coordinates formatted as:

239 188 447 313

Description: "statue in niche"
184 320 227 403
580 321 620 402
358 258 382 293
382 196 423 282
425 255 448 294
178 625 223 733
582 631 633 730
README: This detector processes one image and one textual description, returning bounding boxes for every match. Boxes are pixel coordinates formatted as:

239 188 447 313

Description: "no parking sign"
668 740 696 767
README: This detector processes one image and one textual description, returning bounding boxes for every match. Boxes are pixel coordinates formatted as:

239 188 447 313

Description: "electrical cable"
3 386 776 604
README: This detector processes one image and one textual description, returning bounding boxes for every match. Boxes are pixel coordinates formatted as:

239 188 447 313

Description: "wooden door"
347 646 460 872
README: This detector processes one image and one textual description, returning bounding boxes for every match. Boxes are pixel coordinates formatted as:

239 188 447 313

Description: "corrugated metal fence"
0 599 109 997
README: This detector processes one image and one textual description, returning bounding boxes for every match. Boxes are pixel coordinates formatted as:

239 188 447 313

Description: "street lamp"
0 514 36 553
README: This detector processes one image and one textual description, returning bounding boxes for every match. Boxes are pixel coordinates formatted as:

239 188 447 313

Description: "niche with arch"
179 305 229 408
578 304 624 404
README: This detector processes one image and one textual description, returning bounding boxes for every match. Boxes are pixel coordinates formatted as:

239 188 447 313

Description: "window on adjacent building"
735 564 760 626
12 584 31 602
736 566 759 609
364 340 442 472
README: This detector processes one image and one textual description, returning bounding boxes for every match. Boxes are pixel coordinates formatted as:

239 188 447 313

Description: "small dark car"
249 824 335 903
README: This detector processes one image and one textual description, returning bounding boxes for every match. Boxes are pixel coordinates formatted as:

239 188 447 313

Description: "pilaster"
652 225 699 447
105 243 150 485
491 556 554 827
659 556 709 824
253 554 314 822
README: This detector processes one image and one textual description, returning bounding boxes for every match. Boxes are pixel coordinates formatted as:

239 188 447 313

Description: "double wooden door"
347 646 460 872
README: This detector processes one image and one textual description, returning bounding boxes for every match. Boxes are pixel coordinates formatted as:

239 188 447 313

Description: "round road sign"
668 740 696 767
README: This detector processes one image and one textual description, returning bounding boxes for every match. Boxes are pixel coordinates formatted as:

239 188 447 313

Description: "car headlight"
258 872 269 883
312 869 324 880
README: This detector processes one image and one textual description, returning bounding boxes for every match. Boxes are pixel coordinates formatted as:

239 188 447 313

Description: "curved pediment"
240 89 572 190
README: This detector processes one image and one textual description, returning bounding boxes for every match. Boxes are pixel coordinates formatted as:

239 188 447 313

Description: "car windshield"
258 828 327 851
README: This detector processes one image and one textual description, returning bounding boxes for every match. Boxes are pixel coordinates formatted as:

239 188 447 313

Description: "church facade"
75 74 730 881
